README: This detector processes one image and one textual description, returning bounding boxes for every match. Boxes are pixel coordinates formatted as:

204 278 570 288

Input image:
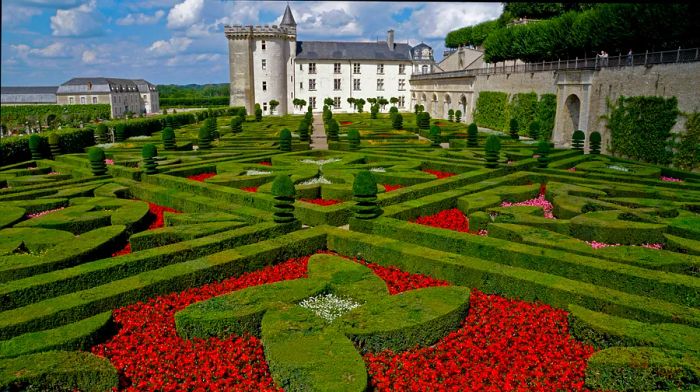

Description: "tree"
327 119 340 141
673 112 700 171
589 131 602 154
198 124 212 149
414 104 422 115
95 124 108 144
367 98 377 105
536 140 551 168
572 130 585 151
324 98 335 109
509 118 519 140
115 123 126 142
429 125 441 147
347 97 356 113
467 123 479 147
279 128 292 152
255 103 262 121
297 119 310 142
206 117 218 140
370 104 379 119
448 109 455 122
352 171 381 219
529 120 540 140
378 98 389 111
390 97 399 107
269 99 280 115
455 110 462 123
392 113 403 130
484 135 501 168
417 112 431 130
162 127 177 150
142 144 158 174
48 133 61 158
347 129 360 151
355 98 366 113
230 117 243 134
28 134 43 160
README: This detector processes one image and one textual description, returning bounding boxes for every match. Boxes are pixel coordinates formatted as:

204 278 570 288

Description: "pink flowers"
586 241 664 250
105 159 115 165
500 194 555 219
660 176 683 182
568 167 577 172
300 198 342 206
25 207 65 219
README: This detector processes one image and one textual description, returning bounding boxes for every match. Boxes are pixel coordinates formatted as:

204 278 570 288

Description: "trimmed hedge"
129 221 247 251
1 128 95 166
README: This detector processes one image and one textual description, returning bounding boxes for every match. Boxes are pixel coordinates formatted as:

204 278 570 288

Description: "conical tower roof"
280 5 296 27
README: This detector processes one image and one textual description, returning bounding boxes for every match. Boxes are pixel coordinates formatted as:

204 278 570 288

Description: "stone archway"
563 94 581 144
431 93 438 116
443 94 451 119
421 93 427 110
459 95 467 122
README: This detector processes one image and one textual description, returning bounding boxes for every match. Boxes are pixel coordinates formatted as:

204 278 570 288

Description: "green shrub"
536 94 557 140
467 123 479 147
529 120 540 140
455 110 462 123
95 124 108 144
271 175 296 223
484 135 501 168
162 127 176 150
327 120 340 141
509 92 538 134
87 147 107 176
28 135 42 160
572 130 585 151
347 129 360 151
48 133 61 158
255 103 262 121
353 171 381 219
536 139 550 168
414 104 421 115
279 128 292 152
417 112 431 130
114 123 126 142
509 118 519 140
355 99 366 113
474 91 509 131
389 106 398 116
297 119 309 142
430 125 441 147
589 131 602 154
198 125 211 150
448 109 455 122
230 116 243 134
673 111 700 171
392 113 403 130
142 144 158 174
370 104 379 119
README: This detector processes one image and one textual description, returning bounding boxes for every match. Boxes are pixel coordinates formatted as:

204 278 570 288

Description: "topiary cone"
48 133 61 159
536 139 550 168
198 125 211 149
347 129 360 151
142 143 158 174
467 123 479 147
572 130 585 151
589 131 602 154
162 127 176 150
28 134 43 160
279 128 292 152
484 135 501 169
430 125 441 147
95 124 108 144
352 170 382 219
115 123 126 142
87 147 107 176
271 174 296 223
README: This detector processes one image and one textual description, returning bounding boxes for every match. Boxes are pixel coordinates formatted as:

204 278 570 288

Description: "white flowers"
192 145 199 151
127 135 152 140
95 143 116 149
300 158 341 165
245 169 272 176
299 176 332 185
298 293 360 322
370 167 386 173
607 165 630 172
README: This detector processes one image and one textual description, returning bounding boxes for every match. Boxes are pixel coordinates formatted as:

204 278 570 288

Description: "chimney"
387 29 394 51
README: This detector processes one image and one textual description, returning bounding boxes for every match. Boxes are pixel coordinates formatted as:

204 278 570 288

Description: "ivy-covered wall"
606 96 679 165
472 91 557 138
473 92 509 131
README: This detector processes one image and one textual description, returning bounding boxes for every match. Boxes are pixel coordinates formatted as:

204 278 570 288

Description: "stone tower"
225 5 296 115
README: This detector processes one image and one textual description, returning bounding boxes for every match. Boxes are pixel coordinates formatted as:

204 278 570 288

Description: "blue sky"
1 1 503 86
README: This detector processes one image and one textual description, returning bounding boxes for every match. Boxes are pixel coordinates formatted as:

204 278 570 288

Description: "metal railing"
412 47 700 80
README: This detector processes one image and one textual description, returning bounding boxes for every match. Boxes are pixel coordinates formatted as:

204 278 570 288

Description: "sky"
1 0 503 86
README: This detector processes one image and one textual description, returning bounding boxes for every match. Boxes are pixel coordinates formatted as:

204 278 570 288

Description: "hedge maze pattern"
0 110 699 391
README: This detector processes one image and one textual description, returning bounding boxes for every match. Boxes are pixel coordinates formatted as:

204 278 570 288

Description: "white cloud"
1 5 42 27
148 37 193 56
406 3 502 39
11 42 71 58
50 0 104 37
116 9 165 26
167 0 204 29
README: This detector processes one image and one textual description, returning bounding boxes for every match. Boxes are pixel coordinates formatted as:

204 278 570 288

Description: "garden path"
310 114 328 150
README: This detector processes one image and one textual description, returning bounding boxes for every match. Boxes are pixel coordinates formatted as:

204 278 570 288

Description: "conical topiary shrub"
347 129 360 151
255 104 262 122
88 147 107 176
207 117 219 140
589 131 602 154
279 128 292 152
230 117 243 134
429 125 441 147
142 143 158 174
448 109 455 122
572 130 585 151
162 127 176 150
271 174 296 224
418 112 431 130
529 120 540 140
536 139 550 168
298 119 309 142
198 125 211 149
467 123 478 147
455 110 462 123
96 124 108 144
327 120 339 141
164 116 174 129
28 134 43 160
484 135 501 169
115 123 126 142
352 170 381 220
48 133 61 158
392 113 403 130
509 118 519 140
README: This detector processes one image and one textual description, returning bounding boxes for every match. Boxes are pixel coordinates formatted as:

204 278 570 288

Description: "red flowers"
259 161 272 166
187 172 217 182
422 169 456 179
147 203 180 230
112 243 132 257
299 198 341 206
413 208 470 232
241 186 259 193
382 184 403 192
365 289 595 391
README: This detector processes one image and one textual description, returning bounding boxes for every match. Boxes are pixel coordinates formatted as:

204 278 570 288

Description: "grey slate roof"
1 86 57 104
280 5 296 27
296 41 413 61
57 77 152 94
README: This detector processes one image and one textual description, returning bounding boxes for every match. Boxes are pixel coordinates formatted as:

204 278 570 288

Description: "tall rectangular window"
262 81 267 91
334 63 341 73
309 63 316 74
263 102 268 112
299 82 303 90
333 97 341 109
377 79 384 91
261 40 266 50
310 96 317 109
353 63 360 74
80 96 86 104
299 63 303 71
398 96 405 108
69 97 74 104
377 64 384 74
309 79 316 91
399 64 406 74
92 97 98 104
353 79 360 91
398 79 405 91
262 59 266 70
334 79 341 90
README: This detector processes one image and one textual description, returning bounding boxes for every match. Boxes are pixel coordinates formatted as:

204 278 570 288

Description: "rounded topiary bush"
536 139 551 168
96 124 108 144
298 120 310 142
279 128 292 152
142 143 158 174
389 106 398 116
529 120 540 140
114 123 126 142
162 127 176 150
448 109 455 122
28 134 43 160
509 118 519 140
347 129 360 151
572 130 585 151
430 125 441 147
352 170 381 219
418 112 431 130
467 123 479 147
198 125 212 149
255 104 262 122
327 120 340 141
392 113 403 130
87 147 107 176
230 117 243 134
589 131 602 154
207 117 219 140
48 133 61 158
484 135 501 169
271 174 296 224
455 109 462 123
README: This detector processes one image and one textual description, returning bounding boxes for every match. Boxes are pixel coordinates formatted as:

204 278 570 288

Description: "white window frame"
334 63 341 73
261 40 266 50
333 78 341 91
262 81 267 91
333 97 341 109
309 63 316 74
93 96 98 104
399 64 406 74
262 59 267 70
398 79 405 91
80 96 86 104
353 63 360 74
69 97 74 104
353 79 360 91
309 79 316 91
310 96 317 109
377 64 384 74
377 79 384 91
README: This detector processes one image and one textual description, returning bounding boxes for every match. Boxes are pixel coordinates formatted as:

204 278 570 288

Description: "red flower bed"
241 186 259 193
300 198 341 206
413 208 470 232
112 243 132 257
92 252 593 391
383 184 403 192
422 169 456 179
147 203 180 230
340 121 353 125
259 161 272 166
365 289 595 391
187 172 217 182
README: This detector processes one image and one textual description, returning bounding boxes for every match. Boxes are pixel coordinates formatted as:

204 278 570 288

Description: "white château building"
225 5 435 115
56 77 160 118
